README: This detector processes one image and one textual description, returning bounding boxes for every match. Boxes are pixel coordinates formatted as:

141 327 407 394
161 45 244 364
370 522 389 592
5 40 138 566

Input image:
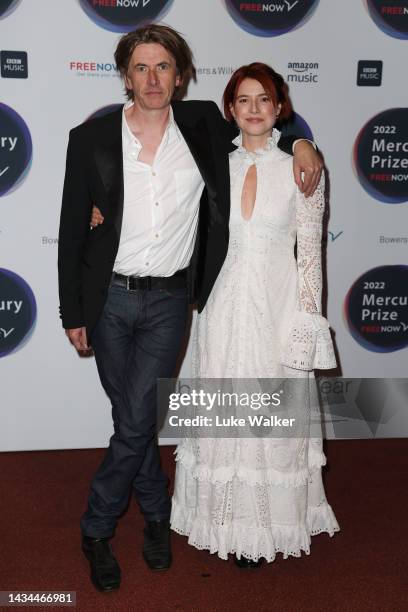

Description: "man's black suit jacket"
58 100 296 341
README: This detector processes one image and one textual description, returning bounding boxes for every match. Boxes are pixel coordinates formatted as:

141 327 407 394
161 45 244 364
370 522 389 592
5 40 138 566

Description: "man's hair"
114 24 196 100
223 62 293 122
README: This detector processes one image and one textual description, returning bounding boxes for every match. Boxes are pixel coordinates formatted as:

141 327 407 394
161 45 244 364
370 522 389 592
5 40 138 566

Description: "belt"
111 268 187 291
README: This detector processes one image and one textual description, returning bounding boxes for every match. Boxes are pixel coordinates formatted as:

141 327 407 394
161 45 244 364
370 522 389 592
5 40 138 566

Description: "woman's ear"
229 103 235 120
276 103 282 117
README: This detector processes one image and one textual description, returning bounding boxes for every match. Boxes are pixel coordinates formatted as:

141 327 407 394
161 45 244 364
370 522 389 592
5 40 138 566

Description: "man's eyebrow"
133 61 171 67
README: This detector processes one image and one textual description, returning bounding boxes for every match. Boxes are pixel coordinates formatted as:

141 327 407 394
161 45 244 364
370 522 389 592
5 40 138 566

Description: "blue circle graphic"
344 265 408 353
0 103 33 197
366 0 408 40
78 0 174 33
224 0 320 37
0 268 37 358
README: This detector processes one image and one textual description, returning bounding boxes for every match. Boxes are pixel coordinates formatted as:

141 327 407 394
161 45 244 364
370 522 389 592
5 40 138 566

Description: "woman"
170 63 340 567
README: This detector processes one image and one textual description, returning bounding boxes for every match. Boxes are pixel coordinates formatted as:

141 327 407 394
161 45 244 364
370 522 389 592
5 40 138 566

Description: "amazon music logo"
365 0 408 39
224 0 320 37
353 108 408 204
0 269 37 358
0 103 32 197
344 266 408 353
78 0 174 33
0 0 22 19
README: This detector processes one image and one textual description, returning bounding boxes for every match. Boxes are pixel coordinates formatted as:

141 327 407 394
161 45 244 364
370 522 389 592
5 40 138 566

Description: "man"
58 24 322 592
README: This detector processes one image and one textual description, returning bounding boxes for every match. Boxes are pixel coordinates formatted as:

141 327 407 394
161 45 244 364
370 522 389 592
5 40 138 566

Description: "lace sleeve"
296 174 325 313
280 174 337 370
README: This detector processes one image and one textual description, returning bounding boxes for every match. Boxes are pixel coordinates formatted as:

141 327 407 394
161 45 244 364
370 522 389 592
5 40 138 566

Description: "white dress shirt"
113 101 205 277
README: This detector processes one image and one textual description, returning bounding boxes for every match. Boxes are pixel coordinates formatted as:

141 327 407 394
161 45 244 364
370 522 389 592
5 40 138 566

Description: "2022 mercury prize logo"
0 269 37 358
0 0 21 19
224 0 320 37
344 266 408 353
366 0 408 39
0 103 32 197
78 0 174 32
353 108 408 204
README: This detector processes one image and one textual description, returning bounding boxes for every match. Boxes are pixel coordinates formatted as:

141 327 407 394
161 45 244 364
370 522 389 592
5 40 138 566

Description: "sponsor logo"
196 66 237 76
357 60 382 86
78 0 174 33
379 235 408 244
69 60 119 79
0 103 32 197
287 61 319 84
344 265 408 352
366 0 408 39
1 50 28 79
353 108 408 204
0 0 21 19
224 0 320 37
280 111 313 141
0 268 37 358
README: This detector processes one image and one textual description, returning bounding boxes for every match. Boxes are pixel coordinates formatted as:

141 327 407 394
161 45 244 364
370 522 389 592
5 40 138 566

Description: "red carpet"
0 440 406 611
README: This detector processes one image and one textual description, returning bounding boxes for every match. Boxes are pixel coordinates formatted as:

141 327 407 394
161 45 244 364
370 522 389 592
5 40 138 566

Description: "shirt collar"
122 101 181 150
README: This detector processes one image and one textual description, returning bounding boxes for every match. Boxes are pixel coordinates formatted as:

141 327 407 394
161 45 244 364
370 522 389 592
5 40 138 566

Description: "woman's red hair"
223 62 292 122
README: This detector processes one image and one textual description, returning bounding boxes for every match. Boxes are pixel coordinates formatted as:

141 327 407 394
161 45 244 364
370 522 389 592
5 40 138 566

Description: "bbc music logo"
78 0 174 33
353 108 408 204
357 60 382 87
0 268 37 358
366 0 408 39
224 0 320 37
0 0 21 19
1 51 28 79
344 266 408 353
0 103 32 197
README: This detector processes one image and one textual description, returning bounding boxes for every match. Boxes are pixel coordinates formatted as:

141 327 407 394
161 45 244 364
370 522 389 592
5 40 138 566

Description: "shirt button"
155 202 159 206
155 233 159 238
146 262 149 266
152 171 156 176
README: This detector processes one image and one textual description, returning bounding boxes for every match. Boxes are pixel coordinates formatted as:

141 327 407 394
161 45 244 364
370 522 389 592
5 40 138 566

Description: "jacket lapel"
93 109 124 236
172 104 218 199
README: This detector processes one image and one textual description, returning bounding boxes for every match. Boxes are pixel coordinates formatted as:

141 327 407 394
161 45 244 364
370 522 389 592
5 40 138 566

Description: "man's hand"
293 140 323 197
65 327 90 353
90 206 104 229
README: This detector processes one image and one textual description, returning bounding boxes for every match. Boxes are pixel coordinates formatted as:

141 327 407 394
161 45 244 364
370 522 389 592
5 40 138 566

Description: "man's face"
124 42 180 111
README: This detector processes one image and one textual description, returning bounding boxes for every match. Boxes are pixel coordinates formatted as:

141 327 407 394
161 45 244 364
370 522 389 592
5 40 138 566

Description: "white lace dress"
170 130 340 562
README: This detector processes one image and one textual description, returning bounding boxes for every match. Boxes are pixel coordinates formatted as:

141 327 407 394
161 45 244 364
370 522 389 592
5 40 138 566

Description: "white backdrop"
1 0 407 451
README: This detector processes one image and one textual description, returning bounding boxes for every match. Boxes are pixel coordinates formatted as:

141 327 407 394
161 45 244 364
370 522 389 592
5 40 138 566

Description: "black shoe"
82 536 121 592
234 554 264 569
143 519 172 571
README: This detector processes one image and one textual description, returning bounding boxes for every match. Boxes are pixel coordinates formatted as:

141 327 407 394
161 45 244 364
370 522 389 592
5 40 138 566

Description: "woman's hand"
90 206 104 229
293 141 323 198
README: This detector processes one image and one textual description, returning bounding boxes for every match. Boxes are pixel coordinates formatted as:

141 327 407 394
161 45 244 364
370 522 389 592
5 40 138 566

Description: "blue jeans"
80 282 188 538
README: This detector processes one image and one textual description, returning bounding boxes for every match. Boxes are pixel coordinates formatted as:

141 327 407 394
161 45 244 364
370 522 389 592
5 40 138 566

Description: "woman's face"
230 78 281 139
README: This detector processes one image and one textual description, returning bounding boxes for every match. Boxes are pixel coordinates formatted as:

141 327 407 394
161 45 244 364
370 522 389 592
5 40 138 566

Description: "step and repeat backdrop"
1 0 407 450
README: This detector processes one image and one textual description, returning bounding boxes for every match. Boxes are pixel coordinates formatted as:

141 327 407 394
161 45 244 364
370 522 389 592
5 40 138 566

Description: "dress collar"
232 128 281 160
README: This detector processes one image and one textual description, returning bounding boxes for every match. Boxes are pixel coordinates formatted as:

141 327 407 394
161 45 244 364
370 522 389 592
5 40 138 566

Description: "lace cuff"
280 311 337 371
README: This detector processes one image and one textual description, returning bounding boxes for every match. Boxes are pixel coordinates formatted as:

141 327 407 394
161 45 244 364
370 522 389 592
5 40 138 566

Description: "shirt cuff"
292 138 317 153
